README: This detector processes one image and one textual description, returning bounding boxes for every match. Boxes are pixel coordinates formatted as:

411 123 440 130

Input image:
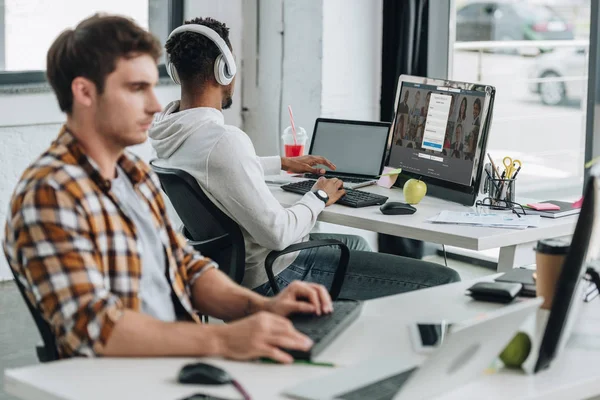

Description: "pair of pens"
511 166 522 180
259 358 336 367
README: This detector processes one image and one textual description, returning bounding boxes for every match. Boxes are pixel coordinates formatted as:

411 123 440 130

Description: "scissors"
503 156 522 179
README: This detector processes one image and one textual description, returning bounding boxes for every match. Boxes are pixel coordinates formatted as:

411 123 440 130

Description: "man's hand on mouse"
281 155 336 175
312 177 346 206
264 280 333 317
214 311 313 364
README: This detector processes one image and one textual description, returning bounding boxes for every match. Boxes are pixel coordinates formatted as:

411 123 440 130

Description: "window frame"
0 0 183 86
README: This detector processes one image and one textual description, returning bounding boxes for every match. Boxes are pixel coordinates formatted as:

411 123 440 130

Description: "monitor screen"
388 82 487 187
309 120 390 177
535 170 600 372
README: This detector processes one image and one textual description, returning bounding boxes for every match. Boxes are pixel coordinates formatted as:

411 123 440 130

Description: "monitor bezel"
386 75 496 206
309 117 392 178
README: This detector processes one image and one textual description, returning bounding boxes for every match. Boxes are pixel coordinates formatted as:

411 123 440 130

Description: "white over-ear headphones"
166 24 237 86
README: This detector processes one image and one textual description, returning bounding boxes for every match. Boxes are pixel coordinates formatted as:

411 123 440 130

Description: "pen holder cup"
485 178 516 207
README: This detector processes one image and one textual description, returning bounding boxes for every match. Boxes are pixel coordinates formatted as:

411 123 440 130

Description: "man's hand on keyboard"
281 155 336 175
265 281 333 317
215 311 312 364
312 177 346 206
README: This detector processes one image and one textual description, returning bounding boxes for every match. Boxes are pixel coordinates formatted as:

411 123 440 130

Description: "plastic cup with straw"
283 105 306 157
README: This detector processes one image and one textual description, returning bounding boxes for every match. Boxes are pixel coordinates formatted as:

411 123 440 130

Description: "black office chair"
150 162 350 299
8 265 59 362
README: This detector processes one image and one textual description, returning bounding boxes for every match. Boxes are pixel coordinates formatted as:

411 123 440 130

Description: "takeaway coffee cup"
535 238 570 310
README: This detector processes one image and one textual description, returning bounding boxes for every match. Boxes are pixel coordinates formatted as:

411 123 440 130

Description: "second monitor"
387 75 496 206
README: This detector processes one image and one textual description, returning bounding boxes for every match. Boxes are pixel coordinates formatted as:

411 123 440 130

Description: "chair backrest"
9 266 59 362
150 161 246 284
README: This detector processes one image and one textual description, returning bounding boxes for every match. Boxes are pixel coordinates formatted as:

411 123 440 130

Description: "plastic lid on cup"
535 238 570 255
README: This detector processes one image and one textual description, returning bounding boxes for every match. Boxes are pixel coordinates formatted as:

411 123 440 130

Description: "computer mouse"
379 202 416 215
178 362 232 385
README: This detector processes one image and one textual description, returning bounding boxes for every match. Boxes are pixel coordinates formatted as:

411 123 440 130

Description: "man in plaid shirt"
3 14 331 362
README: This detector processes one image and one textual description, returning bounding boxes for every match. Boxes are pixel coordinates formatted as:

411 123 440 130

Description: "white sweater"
149 102 324 288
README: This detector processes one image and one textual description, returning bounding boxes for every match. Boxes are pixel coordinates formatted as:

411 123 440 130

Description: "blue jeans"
253 233 460 301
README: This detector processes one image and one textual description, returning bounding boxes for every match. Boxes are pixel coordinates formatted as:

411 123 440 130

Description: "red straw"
288 105 298 145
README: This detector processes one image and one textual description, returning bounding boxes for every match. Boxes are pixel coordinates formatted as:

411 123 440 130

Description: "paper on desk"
428 211 541 229
377 167 402 189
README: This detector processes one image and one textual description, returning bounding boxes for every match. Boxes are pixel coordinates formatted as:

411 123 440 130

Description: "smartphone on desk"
408 321 454 353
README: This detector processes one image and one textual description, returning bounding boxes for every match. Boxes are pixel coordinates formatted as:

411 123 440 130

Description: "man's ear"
71 77 96 108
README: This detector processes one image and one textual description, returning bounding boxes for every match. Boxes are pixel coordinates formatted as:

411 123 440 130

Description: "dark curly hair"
47 14 162 114
165 17 232 84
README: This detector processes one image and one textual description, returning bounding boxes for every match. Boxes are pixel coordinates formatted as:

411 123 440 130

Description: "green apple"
403 179 427 204
499 331 531 369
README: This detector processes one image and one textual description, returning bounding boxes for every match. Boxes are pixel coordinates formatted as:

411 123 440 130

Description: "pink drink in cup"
284 143 305 157
282 126 307 157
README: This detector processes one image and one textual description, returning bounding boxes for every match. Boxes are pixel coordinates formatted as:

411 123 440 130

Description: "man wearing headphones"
149 17 460 301
4 14 334 362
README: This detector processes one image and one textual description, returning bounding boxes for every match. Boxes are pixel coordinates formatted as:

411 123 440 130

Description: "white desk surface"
5 278 600 400
268 181 578 252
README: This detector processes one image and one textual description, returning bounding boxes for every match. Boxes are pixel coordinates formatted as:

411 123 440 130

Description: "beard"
222 95 233 110
221 93 233 110
222 85 234 110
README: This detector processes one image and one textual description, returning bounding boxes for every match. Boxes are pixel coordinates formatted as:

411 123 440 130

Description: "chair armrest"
264 239 349 300
186 234 231 250
181 226 232 254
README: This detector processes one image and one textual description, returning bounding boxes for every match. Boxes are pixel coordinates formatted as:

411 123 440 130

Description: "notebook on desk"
524 200 581 218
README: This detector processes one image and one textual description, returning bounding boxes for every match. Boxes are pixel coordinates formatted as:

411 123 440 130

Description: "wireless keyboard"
280 180 388 208
285 300 363 360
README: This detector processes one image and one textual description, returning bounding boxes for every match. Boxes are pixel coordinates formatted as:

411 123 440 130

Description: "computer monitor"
534 169 600 372
386 75 496 206
309 118 391 178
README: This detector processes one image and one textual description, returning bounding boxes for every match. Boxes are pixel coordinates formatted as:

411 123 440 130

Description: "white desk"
269 182 578 272
5 278 600 400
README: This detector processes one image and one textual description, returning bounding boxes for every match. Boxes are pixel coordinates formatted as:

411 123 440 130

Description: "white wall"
241 0 285 156
279 1 324 147
243 0 383 156
322 0 383 122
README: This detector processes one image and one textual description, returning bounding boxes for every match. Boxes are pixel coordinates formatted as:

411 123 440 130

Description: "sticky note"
527 203 560 211
380 168 403 177
377 167 401 189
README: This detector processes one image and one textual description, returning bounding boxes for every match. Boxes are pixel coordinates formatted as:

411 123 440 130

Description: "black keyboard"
304 173 375 184
285 300 362 360
337 367 418 400
280 180 388 208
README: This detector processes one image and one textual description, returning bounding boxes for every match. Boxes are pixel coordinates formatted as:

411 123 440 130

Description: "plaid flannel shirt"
3 126 216 358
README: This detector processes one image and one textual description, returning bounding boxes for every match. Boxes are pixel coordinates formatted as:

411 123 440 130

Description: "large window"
0 0 182 83
451 0 590 200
